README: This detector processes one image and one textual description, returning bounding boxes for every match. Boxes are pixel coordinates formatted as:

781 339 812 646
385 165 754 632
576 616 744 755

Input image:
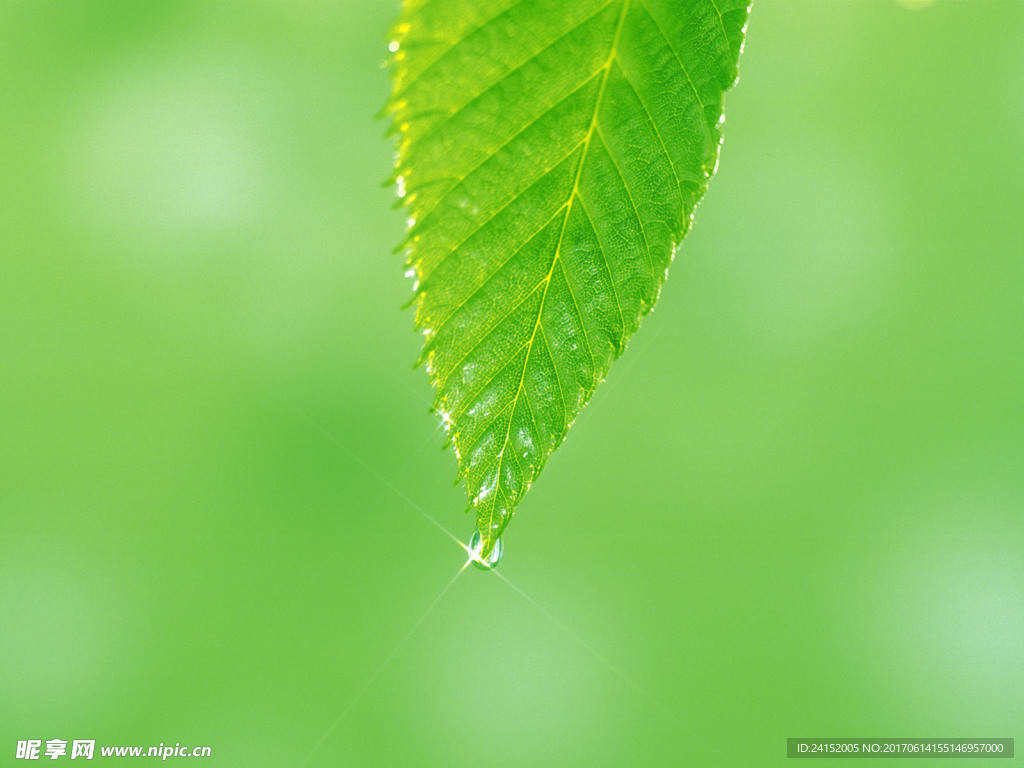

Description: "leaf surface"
387 0 749 557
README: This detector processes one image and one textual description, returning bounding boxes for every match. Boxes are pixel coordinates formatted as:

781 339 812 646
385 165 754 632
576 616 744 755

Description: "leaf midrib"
477 0 632 529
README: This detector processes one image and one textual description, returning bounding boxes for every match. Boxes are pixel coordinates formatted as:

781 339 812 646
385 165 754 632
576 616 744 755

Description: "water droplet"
388 40 401 53
468 529 503 570
396 175 407 198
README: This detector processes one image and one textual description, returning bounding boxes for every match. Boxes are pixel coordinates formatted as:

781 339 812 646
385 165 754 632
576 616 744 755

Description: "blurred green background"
2 1 1021 765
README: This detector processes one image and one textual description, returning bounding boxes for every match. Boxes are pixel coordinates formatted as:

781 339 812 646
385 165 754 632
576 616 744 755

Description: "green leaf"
387 0 749 557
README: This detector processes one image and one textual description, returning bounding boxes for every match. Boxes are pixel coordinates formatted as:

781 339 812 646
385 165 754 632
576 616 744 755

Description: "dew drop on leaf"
468 529 502 570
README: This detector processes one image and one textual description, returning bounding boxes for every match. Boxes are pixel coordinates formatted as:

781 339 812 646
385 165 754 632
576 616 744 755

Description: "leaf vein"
426 202 569 337
392 0 531 102
575 180 628 337
610 59 685 204
402 1 617 159
636 0 710 131
436 280 549 399
484 0 631 523
591 123 656 294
